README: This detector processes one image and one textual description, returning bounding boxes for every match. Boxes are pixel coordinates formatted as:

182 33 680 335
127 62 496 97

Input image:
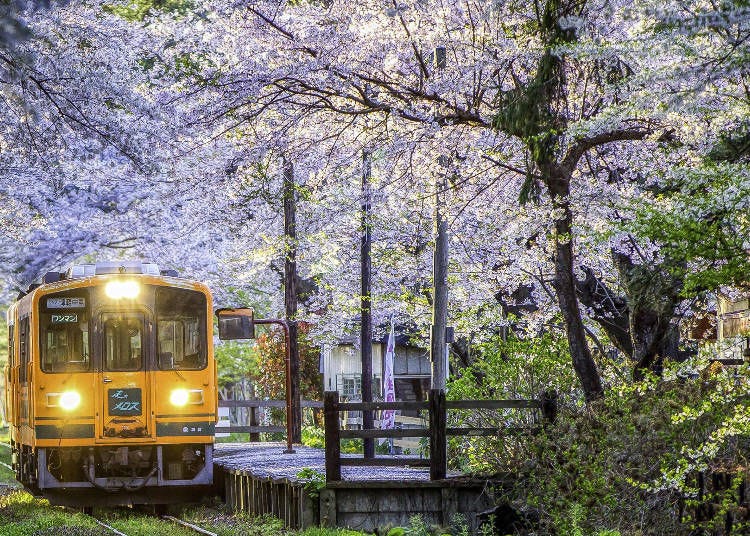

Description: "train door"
5 320 15 430
18 316 29 432
96 311 155 441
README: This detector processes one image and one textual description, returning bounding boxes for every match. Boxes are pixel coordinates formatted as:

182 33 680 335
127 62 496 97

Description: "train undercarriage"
12 441 215 506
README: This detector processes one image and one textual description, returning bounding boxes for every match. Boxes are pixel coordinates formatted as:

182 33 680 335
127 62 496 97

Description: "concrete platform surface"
214 442 461 482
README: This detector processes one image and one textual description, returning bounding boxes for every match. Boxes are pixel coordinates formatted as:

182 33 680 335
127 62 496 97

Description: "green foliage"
709 123 750 163
505 352 750 534
296 468 326 499
301 426 325 449
447 332 576 473
627 163 750 296
214 340 258 389
492 0 580 194
404 515 433 536
445 334 750 533
104 0 194 22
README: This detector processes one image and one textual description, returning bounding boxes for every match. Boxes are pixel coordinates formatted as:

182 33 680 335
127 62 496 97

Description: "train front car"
8 262 217 507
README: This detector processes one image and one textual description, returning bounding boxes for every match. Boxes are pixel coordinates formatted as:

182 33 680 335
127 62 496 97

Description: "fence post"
429 389 447 480
324 391 341 482
249 384 259 442
541 390 558 424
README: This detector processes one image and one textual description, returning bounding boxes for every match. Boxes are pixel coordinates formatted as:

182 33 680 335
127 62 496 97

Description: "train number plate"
47 297 86 309
108 388 142 416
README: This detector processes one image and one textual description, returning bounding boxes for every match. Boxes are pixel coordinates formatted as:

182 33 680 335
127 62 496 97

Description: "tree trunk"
548 176 604 401
613 251 683 378
575 265 633 357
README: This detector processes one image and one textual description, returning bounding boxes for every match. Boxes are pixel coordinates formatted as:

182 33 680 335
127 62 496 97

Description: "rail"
218 399 323 436
324 389 557 482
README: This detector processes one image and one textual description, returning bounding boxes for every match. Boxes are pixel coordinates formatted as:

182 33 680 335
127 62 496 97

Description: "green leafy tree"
214 340 258 397
629 165 750 297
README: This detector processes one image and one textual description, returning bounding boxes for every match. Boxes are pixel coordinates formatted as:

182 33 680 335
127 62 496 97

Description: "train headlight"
59 391 81 411
170 389 189 406
105 280 140 300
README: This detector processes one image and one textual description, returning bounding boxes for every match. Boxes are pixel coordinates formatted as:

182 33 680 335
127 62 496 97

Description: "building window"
338 374 361 397
336 374 382 398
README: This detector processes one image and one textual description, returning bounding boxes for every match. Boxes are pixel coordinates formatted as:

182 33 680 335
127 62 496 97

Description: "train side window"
19 317 29 382
156 288 207 371
8 324 14 368
103 313 144 372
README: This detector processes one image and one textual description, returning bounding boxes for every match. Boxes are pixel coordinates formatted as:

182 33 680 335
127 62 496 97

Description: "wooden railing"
324 389 557 482
218 399 323 437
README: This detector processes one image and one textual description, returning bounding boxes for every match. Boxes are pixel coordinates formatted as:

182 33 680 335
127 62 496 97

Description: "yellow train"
3 261 217 507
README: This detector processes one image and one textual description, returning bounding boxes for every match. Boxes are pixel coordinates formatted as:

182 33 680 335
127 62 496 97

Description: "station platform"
213 442 498 532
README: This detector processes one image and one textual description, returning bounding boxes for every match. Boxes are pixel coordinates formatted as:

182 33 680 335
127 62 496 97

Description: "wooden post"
283 157 302 444
361 149 374 458
541 390 558 424
324 391 341 482
249 383 259 442
429 389 446 480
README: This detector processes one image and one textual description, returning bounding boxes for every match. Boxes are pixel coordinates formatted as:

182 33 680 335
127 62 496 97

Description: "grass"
0 428 366 536
0 492 106 536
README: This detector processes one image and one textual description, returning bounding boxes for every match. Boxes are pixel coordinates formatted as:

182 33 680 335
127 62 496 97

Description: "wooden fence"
324 389 557 482
218 399 323 438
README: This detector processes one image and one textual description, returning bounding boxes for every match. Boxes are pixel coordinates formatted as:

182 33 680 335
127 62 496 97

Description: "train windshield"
103 313 144 371
40 290 90 373
156 287 207 370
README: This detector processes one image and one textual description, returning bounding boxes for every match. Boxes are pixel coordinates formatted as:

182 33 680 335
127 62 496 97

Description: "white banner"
380 321 396 429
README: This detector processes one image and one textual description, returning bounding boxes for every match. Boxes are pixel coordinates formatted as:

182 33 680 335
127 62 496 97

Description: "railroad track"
0 445 219 536
161 515 219 536
76 509 219 536
0 441 12 471
89 516 129 536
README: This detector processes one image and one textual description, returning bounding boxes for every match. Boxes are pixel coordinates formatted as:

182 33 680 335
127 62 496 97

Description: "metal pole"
255 319 295 454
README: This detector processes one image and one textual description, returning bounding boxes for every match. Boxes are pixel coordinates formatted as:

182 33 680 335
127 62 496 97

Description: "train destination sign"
47 297 86 309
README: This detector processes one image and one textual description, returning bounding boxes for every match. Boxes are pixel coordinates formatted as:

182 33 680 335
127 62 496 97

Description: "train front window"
40 290 90 373
103 313 144 372
156 287 207 370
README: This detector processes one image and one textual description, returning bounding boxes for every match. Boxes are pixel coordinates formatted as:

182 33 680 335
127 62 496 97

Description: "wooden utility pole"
430 176 449 391
361 149 375 458
283 157 302 443
431 46 449 392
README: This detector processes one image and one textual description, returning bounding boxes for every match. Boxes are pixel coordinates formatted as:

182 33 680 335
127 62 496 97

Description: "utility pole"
430 172 449 390
283 157 302 443
361 149 375 458
429 47 449 479
430 47 449 392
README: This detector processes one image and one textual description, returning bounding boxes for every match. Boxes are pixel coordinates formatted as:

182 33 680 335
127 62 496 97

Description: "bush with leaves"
516 358 750 534
450 334 750 534
446 332 578 474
